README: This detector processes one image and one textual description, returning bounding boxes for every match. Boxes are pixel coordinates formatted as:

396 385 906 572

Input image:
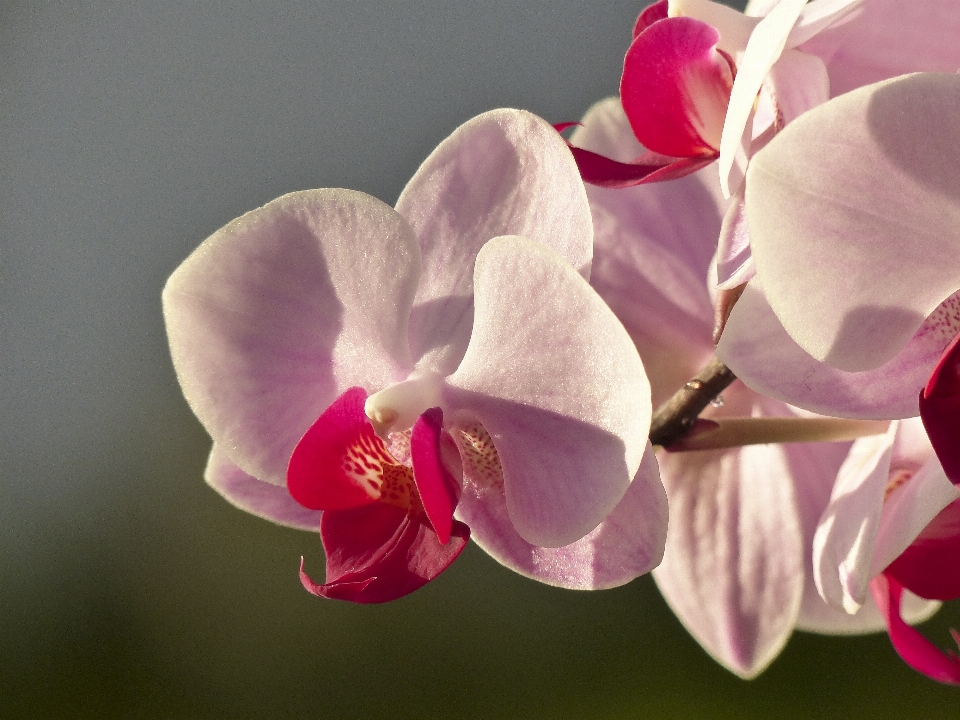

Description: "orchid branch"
649 356 736 448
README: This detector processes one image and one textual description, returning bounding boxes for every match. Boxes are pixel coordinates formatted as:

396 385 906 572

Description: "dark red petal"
566 144 715 188
633 0 669 38
410 407 460 545
287 386 390 511
886 499 960 601
621 16 733 158
300 503 469 604
871 573 960 685
920 332 960 485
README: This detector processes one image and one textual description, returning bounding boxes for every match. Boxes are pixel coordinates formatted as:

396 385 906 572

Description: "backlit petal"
163 189 419 485
653 438 803 678
744 73 960 371
457 443 667 589
445 236 652 547
718 280 960 419
204 445 320 531
398 109 593 375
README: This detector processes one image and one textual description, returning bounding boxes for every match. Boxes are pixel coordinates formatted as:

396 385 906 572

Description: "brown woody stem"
648 357 737 448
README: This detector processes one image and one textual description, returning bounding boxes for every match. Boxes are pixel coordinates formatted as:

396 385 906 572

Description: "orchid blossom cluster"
163 0 960 691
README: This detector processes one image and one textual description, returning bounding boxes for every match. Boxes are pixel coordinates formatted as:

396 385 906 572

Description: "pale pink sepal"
163 189 419 485
204 445 320 532
445 236 652 548
788 432 939 635
871 573 960 685
744 73 960 372
457 443 667 589
799 0 960 97
718 0 807 197
717 280 960 419
813 423 898 614
653 440 803 678
569 99 723 402
398 109 593 376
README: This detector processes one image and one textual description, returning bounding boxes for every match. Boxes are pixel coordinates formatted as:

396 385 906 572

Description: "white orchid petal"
745 73 960 371
163 189 419 484
445 236 652 548
399 109 593 375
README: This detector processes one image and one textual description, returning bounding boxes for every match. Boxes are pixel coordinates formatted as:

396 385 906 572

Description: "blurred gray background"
2 1 958 717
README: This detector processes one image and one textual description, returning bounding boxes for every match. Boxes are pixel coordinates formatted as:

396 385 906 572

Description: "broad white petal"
445 237 652 548
800 0 960 96
718 279 960 419
399 109 593 375
458 443 667 589
745 73 960 371
163 189 418 484
653 439 803 678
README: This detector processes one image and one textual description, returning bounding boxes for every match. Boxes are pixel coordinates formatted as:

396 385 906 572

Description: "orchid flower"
568 0 960 289
162 109 668 603
813 417 960 683
718 74 960 452
570 98 902 678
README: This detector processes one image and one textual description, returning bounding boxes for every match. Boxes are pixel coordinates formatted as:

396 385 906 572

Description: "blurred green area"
3 392 958 719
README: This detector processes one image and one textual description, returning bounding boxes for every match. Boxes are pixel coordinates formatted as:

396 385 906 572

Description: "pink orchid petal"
302 502 469 604
569 100 724 403
410 407 459 545
785 433 939 635
871 454 960 580
921 332 960 485
634 0 669 37
718 0 807 198
797 586 939 636
885 499 960 601
287 387 389 512
398 109 592 375
744 72 960 372
813 423 898 613
564 143 715 188
799 0 960 97
717 278 960 419
621 17 734 158
457 443 667 589
762 48 829 128
204 445 321 531
785 0 865 48
653 439 804 679
871 573 960 685
163 189 419 485
445 237 652 548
